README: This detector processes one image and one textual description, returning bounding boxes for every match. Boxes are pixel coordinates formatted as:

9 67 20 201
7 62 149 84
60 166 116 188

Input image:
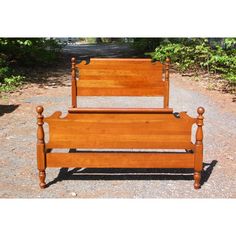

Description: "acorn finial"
71 57 76 63
166 57 170 63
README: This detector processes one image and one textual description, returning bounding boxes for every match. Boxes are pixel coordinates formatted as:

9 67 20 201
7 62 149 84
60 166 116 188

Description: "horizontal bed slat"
77 87 166 96
77 75 163 81
77 80 165 88
46 142 195 150
46 152 194 168
68 108 174 113
78 69 163 78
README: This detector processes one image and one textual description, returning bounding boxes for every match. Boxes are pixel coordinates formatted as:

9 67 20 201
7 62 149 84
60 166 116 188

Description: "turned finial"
36 105 44 144
71 57 76 66
165 57 170 82
71 57 76 76
165 57 170 64
196 107 205 127
36 105 44 115
196 106 205 144
197 107 205 116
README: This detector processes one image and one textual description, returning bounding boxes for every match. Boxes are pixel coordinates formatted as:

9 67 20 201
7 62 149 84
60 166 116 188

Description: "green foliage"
0 38 62 92
0 75 24 92
0 38 62 66
149 38 236 84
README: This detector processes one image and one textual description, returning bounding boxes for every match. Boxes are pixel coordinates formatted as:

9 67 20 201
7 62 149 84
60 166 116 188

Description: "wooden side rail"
36 106 205 189
68 107 173 114
71 57 170 109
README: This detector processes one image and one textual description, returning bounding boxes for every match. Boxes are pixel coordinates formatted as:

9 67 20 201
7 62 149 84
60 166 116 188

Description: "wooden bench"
36 58 205 189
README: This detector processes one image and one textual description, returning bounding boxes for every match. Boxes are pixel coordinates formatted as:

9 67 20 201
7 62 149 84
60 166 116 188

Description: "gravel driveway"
0 43 236 198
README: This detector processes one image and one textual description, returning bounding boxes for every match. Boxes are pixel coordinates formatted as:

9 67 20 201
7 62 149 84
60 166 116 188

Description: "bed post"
164 57 170 108
71 57 77 108
36 106 46 189
194 107 205 189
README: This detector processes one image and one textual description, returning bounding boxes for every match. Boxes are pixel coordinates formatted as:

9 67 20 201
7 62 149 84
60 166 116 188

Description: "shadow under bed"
46 149 217 188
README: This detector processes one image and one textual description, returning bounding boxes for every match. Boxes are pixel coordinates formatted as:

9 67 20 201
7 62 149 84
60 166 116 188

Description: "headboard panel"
71 58 170 108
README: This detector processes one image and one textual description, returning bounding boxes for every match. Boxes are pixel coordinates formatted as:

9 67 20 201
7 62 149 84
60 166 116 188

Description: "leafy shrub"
0 38 62 67
149 38 236 84
0 75 24 92
0 38 62 92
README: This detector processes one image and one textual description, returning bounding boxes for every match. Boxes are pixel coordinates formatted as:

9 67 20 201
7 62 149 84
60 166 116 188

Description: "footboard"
36 106 204 189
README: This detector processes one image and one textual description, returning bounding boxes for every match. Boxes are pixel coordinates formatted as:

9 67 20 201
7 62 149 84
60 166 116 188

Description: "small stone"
71 192 77 197
226 156 234 160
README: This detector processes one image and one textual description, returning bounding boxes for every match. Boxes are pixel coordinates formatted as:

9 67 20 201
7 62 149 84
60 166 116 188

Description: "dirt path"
1 43 236 198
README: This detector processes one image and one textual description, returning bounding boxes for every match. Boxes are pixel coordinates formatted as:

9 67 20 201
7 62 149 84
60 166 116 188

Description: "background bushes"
0 38 62 91
148 38 236 84
1 38 235 93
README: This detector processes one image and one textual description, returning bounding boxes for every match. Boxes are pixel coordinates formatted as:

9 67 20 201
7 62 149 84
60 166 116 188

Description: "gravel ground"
1 43 236 198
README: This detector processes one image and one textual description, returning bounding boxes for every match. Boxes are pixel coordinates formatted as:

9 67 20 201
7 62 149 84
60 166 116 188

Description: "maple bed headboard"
71 57 170 109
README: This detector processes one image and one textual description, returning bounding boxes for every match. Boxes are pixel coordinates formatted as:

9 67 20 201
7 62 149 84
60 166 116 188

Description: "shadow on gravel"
0 104 19 116
22 66 71 88
46 160 217 188
201 160 218 186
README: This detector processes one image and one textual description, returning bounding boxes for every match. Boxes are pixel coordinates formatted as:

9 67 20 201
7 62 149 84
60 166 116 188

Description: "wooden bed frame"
36 58 205 189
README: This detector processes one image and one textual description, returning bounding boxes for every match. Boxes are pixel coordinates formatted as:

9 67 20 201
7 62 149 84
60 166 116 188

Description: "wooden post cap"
36 106 44 114
197 107 205 115
71 57 76 63
166 57 171 63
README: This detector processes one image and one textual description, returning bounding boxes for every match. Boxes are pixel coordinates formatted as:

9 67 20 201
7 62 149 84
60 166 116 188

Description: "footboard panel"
45 111 196 150
46 152 194 168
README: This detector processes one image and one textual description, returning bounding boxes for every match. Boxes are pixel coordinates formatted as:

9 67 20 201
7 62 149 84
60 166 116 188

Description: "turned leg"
39 170 46 189
194 171 201 189
36 106 47 189
194 107 205 190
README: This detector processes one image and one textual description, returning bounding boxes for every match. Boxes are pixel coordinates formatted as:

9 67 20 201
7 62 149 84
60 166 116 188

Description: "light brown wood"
76 76 166 96
77 86 166 96
45 111 196 150
79 69 162 78
76 58 163 70
46 152 194 168
36 105 205 189
36 106 46 189
68 107 174 113
194 107 205 189
164 57 170 108
77 80 165 90
72 58 170 107
36 57 205 190
71 57 77 108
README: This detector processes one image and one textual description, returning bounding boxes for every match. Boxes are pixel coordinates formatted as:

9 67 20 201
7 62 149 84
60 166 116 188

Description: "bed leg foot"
194 171 201 189
39 170 46 189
